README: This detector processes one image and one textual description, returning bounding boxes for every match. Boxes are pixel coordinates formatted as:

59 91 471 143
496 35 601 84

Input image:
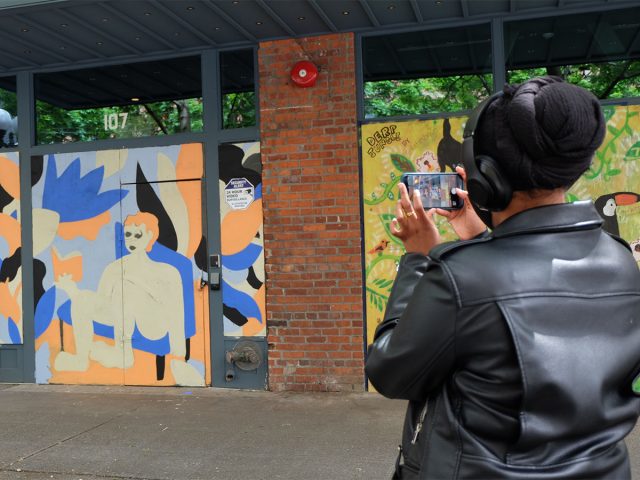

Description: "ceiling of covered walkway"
0 0 636 75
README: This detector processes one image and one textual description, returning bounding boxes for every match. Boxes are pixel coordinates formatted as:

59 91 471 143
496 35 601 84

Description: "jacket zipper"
411 401 429 444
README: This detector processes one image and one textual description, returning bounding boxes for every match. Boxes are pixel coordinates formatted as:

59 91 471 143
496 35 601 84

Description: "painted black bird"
437 118 463 173
594 191 640 236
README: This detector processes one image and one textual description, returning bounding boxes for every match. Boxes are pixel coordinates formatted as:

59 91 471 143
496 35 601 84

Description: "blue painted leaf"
42 156 127 222
223 243 262 271
34 286 56 339
222 280 262 323
8 317 21 343
57 300 72 326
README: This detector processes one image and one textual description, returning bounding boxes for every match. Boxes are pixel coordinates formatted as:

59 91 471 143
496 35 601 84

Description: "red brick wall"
259 33 364 392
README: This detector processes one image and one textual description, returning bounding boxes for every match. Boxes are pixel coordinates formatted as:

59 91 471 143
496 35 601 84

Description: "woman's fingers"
390 217 402 237
411 187 424 213
392 202 407 238
398 182 415 217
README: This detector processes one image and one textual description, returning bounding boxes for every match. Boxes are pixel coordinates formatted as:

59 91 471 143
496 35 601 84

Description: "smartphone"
401 172 464 210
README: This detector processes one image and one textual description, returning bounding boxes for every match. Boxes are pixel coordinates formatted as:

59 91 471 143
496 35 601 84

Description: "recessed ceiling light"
435 0 442 4
232 0 239 4
135 36 142 40
144 12 151 16
297 16 305 20
256 21 263 25
131 97 140 102
101 18 108 22
388 4 396 10
186 6 195 10
342 10 350 15
174 32 180 36
96 41 103 45
215 26 222 30
60 23 68 27
20 27 29 32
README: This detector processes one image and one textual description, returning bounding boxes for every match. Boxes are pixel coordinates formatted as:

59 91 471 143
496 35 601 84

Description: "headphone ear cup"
475 155 512 211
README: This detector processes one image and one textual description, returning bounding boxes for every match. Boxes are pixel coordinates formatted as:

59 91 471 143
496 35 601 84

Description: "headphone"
462 92 513 213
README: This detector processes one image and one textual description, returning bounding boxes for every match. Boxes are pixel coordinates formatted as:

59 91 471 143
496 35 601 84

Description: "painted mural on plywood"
568 104 640 267
0 152 22 344
361 118 464 346
218 142 266 337
31 144 211 386
361 104 640 346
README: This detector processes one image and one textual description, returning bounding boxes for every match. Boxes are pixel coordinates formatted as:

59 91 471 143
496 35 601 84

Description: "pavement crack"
4 407 142 469
0 467 165 480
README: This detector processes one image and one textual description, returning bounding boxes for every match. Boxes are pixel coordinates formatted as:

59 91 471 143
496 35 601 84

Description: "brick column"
259 33 364 392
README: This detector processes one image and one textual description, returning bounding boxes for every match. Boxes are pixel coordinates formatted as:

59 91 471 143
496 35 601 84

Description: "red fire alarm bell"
290 61 318 88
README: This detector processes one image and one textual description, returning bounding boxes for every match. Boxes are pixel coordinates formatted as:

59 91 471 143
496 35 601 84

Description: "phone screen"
401 173 464 210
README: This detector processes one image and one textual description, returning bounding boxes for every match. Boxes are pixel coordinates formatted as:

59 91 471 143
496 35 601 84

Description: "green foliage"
365 60 640 119
222 92 256 129
364 74 493 118
507 61 640 99
36 98 204 145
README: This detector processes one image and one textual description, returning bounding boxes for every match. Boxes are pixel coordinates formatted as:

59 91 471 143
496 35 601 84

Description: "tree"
364 74 492 118
365 60 640 119
35 98 204 145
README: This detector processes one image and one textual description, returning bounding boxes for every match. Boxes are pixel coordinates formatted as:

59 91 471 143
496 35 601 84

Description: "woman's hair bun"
476 76 605 190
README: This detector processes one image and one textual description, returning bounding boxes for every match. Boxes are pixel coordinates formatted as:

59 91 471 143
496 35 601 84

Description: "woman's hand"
390 182 441 256
434 166 487 240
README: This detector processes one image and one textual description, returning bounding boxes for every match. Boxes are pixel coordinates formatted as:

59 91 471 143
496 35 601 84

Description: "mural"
218 143 265 337
31 144 211 386
361 104 640 346
570 104 640 267
0 151 22 344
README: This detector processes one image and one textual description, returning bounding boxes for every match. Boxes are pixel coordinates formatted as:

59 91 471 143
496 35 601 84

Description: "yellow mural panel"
362 118 465 346
361 104 640 349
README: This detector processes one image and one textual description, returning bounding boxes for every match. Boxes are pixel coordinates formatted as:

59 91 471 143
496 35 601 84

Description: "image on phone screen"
402 173 463 210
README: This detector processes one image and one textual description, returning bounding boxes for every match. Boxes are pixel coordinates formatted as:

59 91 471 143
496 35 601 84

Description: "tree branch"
142 103 168 135
598 61 632 99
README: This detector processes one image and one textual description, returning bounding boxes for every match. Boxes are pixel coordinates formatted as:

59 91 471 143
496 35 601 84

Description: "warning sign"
224 178 255 210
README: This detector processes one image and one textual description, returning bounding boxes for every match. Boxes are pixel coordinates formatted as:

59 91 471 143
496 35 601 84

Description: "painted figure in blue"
55 212 186 374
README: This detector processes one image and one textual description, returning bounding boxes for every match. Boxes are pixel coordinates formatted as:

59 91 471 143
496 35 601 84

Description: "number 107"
104 112 128 130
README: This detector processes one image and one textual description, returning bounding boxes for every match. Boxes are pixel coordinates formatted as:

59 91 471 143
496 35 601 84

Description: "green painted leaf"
565 192 579 202
391 153 415 173
607 125 620 136
373 278 394 290
379 213 404 246
607 168 621 177
602 106 616 122
624 141 640 162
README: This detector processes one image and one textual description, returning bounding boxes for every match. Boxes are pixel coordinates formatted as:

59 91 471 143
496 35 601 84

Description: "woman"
366 77 640 479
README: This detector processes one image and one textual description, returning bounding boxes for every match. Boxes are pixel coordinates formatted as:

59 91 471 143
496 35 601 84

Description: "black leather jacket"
366 202 640 479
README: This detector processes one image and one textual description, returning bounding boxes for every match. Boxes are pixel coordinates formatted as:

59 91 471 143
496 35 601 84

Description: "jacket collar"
491 201 603 238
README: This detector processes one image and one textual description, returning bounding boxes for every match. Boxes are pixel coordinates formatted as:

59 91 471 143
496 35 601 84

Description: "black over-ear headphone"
462 92 513 213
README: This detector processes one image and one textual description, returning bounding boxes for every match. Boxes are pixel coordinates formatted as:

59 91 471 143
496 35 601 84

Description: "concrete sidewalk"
0 384 637 480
